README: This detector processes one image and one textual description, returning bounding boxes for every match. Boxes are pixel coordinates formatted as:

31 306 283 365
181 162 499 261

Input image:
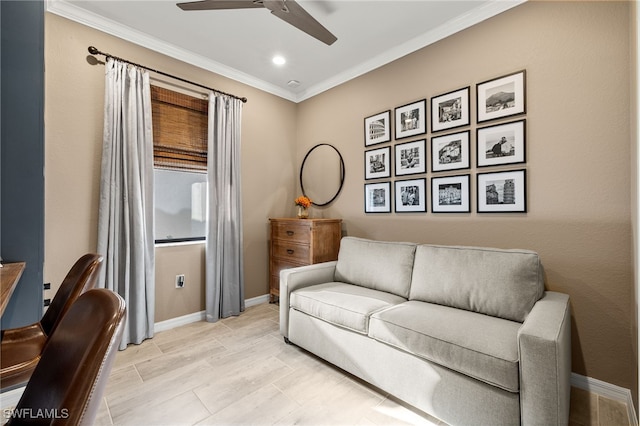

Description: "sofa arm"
279 261 337 338
517 291 571 426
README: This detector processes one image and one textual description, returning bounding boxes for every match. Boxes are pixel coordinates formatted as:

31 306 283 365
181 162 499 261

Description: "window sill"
155 239 205 248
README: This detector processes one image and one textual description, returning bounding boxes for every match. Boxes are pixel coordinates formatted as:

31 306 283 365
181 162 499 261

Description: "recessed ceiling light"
272 55 286 66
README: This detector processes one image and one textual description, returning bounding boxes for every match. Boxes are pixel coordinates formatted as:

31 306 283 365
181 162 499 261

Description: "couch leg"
284 337 291 345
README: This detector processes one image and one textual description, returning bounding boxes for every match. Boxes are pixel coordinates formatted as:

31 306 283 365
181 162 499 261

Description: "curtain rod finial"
88 46 99 55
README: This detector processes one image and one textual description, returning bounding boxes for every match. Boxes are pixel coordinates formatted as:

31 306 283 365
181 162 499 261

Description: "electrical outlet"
176 274 185 288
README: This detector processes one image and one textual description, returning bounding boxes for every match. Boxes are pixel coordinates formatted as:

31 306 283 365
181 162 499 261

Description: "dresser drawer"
270 254 308 301
268 218 342 303
271 221 311 244
272 240 310 263
271 258 306 277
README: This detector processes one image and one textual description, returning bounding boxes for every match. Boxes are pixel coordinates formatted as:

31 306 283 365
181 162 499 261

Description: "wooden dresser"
269 218 342 303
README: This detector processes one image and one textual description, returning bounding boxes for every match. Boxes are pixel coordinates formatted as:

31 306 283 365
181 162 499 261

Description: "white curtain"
97 58 155 349
205 93 244 321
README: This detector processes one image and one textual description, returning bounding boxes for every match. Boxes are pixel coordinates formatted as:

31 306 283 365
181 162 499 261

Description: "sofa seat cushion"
334 237 417 298
410 244 544 322
369 301 521 392
290 282 406 334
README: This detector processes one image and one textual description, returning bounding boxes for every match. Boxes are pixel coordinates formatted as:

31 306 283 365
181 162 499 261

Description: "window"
154 169 207 243
151 85 208 243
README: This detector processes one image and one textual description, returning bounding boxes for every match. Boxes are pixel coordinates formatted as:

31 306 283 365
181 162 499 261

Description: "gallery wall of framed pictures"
362 69 527 214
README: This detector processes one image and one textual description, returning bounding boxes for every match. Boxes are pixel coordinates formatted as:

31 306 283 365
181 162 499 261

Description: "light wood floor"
92 302 631 426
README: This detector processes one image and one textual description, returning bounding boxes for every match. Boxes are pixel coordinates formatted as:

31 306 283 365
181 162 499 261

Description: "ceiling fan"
176 0 337 46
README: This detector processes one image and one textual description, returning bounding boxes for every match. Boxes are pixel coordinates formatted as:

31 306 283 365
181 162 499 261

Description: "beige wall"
297 1 636 398
43 14 298 320
155 244 205 322
44 1 637 400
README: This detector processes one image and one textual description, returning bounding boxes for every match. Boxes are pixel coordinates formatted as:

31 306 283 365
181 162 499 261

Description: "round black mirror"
300 143 345 207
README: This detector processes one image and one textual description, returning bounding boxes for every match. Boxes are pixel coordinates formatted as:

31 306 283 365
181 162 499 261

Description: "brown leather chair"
5 288 126 426
0 254 103 390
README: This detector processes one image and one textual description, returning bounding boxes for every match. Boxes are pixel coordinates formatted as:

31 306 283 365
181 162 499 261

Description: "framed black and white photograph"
477 120 526 167
365 182 391 213
431 131 470 172
431 86 470 133
395 178 426 213
477 169 527 213
431 174 470 213
395 99 426 140
365 146 391 180
364 110 391 146
476 70 526 123
395 139 426 176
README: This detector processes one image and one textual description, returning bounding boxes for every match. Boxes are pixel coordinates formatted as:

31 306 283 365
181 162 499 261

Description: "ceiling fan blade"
263 0 337 45
177 0 263 11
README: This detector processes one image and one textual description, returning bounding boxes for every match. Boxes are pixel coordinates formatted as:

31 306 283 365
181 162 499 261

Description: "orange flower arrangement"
295 195 312 208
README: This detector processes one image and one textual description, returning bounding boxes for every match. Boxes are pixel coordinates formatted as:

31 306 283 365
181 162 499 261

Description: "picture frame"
395 178 427 213
365 182 391 213
395 139 426 176
477 169 527 213
431 86 470 133
477 120 526 167
431 131 470 172
395 99 427 140
476 70 526 123
431 174 470 213
364 110 391 146
365 146 391 180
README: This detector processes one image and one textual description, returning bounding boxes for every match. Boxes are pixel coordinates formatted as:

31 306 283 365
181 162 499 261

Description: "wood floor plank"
93 397 114 426
135 338 228 382
212 319 279 351
104 364 143 397
194 356 293 415
598 395 630 426
113 390 211 426
196 384 300 425
273 362 348 405
112 339 163 372
204 334 285 375
107 360 218 421
274 375 386 425
153 321 233 354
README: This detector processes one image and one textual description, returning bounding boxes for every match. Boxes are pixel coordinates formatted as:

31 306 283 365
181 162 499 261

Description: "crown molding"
46 0 525 104
45 0 298 102
295 0 527 102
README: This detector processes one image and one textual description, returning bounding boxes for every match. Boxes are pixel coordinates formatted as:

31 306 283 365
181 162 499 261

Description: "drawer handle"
286 231 294 236
287 249 294 255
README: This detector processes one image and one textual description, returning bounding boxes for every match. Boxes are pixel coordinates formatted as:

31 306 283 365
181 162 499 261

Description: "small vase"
297 206 309 219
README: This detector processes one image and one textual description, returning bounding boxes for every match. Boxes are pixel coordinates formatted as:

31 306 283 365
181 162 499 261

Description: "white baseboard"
153 293 270 333
245 293 270 307
571 373 638 426
154 310 206 333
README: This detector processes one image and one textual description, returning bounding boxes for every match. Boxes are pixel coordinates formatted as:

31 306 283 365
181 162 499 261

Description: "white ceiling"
46 0 526 102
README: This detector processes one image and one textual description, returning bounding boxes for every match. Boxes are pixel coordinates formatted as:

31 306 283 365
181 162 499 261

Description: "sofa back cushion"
334 237 416 298
409 244 544 322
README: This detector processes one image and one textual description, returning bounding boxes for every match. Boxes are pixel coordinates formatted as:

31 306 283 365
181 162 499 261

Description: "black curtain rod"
88 46 248 103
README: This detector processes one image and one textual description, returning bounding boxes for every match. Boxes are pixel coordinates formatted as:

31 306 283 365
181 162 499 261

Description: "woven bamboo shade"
151 85 208 171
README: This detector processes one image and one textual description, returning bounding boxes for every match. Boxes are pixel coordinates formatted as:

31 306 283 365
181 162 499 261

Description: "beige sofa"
279 237 571 426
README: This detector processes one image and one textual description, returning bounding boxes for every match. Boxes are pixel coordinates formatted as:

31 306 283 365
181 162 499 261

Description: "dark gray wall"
1 0 45 328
